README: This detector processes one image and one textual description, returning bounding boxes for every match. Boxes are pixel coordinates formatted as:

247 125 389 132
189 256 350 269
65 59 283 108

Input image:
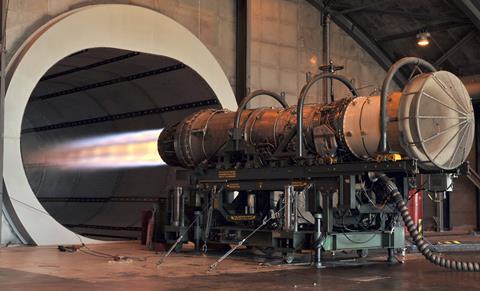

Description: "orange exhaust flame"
26 129 165 170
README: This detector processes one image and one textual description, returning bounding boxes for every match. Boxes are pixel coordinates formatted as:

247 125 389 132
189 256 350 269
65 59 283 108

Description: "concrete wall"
6 0 237 89
248 0 387 107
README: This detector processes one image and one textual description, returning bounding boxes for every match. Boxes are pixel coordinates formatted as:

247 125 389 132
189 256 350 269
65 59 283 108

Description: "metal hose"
378 57 436 154
375 175 480 272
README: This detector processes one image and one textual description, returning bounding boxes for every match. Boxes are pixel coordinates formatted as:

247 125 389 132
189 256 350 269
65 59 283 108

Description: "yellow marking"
292 181 308 187
388 153 402 161
417 219 423 239
218 170 236 179
376 153 402 162
229 215 256 221
226 183 240 189
437 240 462 245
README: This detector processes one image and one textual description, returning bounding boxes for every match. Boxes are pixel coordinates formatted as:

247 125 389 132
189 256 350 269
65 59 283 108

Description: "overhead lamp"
416 31 431 47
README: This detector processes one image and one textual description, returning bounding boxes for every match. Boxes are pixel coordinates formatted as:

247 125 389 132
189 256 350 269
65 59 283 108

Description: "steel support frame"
22 98 218 134
322 227 404 251
32 63 187 101
434 30 476 67
335 0 394 15
377 22 472 43
63 224 141 232
455 0 480 32
37 196 166 203
40 51 140 82
322 12 331 103
191 160 411 262
336 7 437 20
235 0 248 104
305 0 406 85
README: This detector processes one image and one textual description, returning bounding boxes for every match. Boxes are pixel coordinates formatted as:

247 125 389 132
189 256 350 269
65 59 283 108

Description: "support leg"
194 210 201 253
202 186 216 253
387 247 395 263
284 185 293 231
313 213 324 269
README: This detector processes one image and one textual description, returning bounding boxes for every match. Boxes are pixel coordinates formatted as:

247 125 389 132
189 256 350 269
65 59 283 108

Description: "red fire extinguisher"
406 188 423 237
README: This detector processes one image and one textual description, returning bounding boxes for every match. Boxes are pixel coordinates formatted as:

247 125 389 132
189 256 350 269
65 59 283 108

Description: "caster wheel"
357 249 368 258
283 253 295 264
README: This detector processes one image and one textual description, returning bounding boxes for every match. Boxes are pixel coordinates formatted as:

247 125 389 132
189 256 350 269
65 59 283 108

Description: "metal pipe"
435 192 445 232
180 188 185 227
194 210 201 252
296 73 358 158
322 12 331 104
283 185 293 231
314 213 323 269
235 0 248 103
378 57 436 153
247 192 255 214
293 190 299 232
172 187 182 227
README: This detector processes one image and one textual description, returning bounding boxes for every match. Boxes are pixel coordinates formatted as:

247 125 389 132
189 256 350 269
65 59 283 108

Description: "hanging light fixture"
416 31 431 47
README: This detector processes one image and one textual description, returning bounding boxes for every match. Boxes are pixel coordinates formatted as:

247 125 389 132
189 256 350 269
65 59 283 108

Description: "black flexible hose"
376 175 480 272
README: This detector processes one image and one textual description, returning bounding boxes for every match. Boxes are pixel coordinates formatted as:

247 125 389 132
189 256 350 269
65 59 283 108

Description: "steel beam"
63 224 141 232
40 51 140 82
336 0 394 15
377 22 472 43
21 98 218 134
235 0 248 103
337 7 436 19
305 0 406 84
455 0 480 32
434 31 476 67
31 63 187 101
38 196 166 203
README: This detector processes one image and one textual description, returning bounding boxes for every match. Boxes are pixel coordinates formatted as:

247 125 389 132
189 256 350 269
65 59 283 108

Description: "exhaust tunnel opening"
20 47 221 241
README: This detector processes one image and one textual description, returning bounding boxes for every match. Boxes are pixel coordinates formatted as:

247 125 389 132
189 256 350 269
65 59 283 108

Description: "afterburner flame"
27 129 165 170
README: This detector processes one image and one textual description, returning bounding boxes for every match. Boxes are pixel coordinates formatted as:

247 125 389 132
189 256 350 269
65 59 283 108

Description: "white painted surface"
4 4 236 245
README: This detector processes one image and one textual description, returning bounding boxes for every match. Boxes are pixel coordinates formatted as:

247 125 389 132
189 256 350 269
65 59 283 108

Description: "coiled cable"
376 174 480 272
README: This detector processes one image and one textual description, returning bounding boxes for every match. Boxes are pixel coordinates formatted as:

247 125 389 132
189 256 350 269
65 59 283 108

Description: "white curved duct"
4 4 236 246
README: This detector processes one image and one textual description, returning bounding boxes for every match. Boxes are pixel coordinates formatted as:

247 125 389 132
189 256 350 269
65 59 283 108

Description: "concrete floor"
1 242 480 290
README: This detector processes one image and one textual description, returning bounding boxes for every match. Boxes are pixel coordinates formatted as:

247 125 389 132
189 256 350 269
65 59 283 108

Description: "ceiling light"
416 31 431 47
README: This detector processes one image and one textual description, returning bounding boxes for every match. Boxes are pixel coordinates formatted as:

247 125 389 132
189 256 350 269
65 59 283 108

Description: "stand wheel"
283 252 295 264
387 248 396 263
357 249 368 258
